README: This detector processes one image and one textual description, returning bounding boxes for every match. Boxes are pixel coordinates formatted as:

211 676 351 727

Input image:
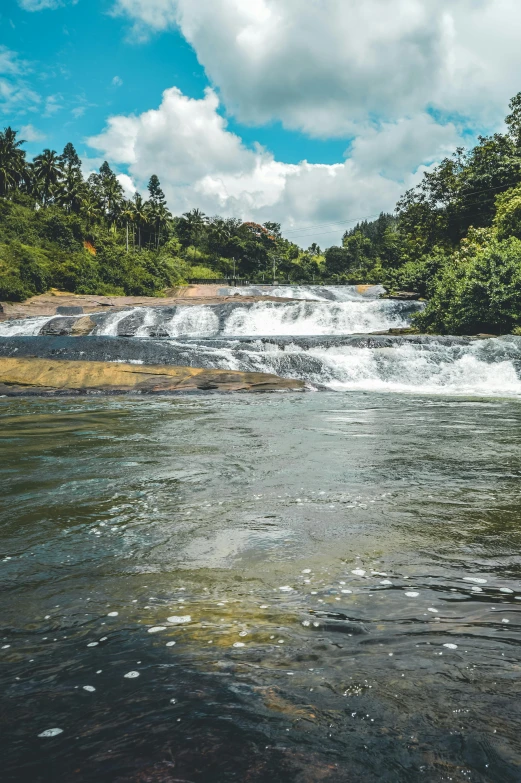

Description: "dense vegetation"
327 93 521 334
3 92 521 333
0 131 317 301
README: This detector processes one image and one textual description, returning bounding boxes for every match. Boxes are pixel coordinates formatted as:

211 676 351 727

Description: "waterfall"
2 285 520 397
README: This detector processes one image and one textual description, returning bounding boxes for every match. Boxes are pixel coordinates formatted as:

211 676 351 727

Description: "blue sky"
1 0 519 245
1 0 350 163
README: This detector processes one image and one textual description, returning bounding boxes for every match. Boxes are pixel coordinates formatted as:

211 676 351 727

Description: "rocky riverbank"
0 357 305 396
0 286 295 322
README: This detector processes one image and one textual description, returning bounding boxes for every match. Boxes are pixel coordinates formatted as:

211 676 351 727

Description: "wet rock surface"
0 356 305 396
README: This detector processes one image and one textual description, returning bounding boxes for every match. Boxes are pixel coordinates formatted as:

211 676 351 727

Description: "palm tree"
179 207 208 249
56 168 85 214
145 200 172 249
156 202 172 248
103 176 124 233
120 200 135 252
0 127 28 197
32 149 63 206
80 192 102 229
131 192 148 250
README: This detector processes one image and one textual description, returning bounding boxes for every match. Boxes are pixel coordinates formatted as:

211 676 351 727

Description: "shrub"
416 237 521 334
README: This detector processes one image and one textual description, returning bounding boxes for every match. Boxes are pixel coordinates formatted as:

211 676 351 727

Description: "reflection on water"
1 393 521 782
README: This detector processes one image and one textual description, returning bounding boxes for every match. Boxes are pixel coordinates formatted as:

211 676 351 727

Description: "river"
1 286 521 782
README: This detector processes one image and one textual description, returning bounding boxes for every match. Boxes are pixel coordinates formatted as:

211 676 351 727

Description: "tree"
148 174 167 207
60 142 82 172
80 191 102 229
177 208 208 248
416 236 521 335
130 192 148 250
324 246 349 276
0 127 28 197
32 149 64 206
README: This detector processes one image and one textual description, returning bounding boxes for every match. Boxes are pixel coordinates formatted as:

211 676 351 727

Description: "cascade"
1 286 520 397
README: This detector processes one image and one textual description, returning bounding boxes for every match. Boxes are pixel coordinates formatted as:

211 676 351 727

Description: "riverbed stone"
70 316 96 336
56 306 84 315
0 357 305 395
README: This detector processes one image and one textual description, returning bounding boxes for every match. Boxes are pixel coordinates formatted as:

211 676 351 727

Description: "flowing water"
2 287 521 782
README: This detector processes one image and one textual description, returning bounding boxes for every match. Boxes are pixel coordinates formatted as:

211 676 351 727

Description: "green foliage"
5 92 521 334
188 264 218 280
494 185 521 239
415 237 521 334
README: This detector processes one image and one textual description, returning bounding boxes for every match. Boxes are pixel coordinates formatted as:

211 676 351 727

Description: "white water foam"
0 316 53 337
314 344 521 396
162 306 220 337
94 308 142 337
221 285 386 302
165 337 521 398
221 300 411 337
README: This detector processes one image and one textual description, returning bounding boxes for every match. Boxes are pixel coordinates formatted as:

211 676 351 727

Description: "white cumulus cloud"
112 0 521 137
19 123 46 142
0 46 41 116
87 87 460 245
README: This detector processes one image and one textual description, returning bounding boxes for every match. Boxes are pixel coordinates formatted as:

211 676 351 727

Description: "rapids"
1 285 521 397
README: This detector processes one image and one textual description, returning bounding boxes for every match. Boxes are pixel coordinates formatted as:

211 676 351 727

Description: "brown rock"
70 316 96 336
0 357 305 395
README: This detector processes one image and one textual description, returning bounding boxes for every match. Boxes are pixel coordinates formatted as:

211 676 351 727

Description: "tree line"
0 130 325 301
4 92 521 333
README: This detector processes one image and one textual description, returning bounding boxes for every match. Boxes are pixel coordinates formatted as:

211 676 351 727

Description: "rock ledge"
0 358 305 396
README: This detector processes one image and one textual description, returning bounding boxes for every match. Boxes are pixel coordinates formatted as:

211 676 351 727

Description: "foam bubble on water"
341 589 352 594
2 645 10 649
279 586 293 592
260 605 269 609
87 642 99 647
124 671 140 679
167 616 191 625
148 627 167 634
38 728 63 738
471 586 483 592
233 642 245 648
464 577 487 584
405 592 420 598
107 612 119 617
443 644 458 650
302 620 311 627
428 608 439 613
380 580 393 586
83 686 96 692
500 588 514 594
502 619 510 624
166 641 176 647
302 569 312 574
351 569 366 577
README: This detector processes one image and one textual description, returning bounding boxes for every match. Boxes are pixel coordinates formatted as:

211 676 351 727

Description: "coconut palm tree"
32 149 64 206
156 202 172 248
120 200 135 252
131 192 148 250
56 168 85 214
80 192 102 229
0 127 28 197
178 207 208 248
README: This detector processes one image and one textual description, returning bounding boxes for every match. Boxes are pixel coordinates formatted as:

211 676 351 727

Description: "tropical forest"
3 93 521 335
